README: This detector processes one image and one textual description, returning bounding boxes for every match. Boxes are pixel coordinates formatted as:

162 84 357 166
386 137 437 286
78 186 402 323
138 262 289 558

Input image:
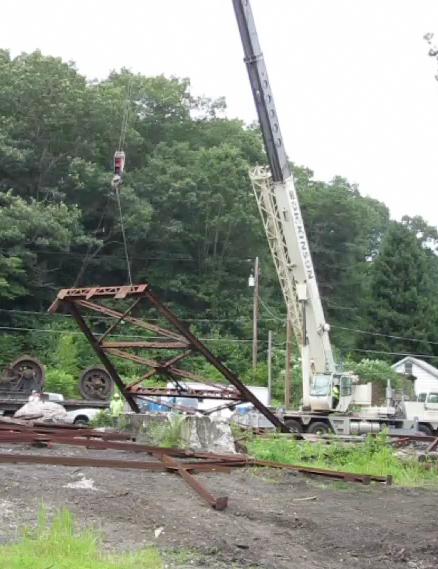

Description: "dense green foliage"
1 49 438 398
358 220 438 359
248 432 438 487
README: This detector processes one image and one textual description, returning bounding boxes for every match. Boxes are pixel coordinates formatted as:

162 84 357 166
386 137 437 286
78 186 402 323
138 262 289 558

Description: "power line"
258 296 284 322
5 307 438 349
0 324 277 344
332 325 438 347
0 245 382 273
0 248 257 264
0 307 281 323
351 348 438 360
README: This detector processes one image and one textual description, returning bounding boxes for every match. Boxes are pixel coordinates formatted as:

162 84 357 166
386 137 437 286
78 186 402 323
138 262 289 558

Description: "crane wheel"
418 424 433 436
284 419 303 433
307 421 330 435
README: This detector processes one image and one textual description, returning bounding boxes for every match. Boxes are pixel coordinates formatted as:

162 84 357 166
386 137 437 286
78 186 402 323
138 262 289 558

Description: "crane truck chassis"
235 381 438 437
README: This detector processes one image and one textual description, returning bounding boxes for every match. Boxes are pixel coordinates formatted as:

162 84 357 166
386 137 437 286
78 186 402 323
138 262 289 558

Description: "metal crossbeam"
128 386 242 400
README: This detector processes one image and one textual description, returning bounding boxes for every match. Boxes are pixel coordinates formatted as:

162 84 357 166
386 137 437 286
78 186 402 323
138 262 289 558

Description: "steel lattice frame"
48 284 290 432
249 166 302 345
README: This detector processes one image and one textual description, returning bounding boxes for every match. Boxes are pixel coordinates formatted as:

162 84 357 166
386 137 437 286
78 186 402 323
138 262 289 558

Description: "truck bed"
0 398 109 415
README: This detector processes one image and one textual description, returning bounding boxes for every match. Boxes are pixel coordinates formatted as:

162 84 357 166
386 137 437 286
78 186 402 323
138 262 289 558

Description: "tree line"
0 50 437 399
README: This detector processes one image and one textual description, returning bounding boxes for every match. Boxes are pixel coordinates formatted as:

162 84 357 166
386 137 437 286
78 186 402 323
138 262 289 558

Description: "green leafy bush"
89 410 113 428
44 369 77 398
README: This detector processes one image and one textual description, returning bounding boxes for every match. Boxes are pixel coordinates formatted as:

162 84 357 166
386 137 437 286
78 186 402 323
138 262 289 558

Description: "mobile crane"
232 1 438 437
232 1 375 434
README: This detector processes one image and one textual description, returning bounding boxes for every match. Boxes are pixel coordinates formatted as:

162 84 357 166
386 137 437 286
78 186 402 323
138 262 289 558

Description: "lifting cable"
113 75 135 286
115 185 133 286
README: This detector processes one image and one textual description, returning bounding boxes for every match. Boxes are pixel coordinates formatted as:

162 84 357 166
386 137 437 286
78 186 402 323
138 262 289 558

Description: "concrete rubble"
121 412 237 454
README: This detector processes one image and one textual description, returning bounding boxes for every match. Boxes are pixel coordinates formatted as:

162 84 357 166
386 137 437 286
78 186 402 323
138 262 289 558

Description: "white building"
392 356 438 397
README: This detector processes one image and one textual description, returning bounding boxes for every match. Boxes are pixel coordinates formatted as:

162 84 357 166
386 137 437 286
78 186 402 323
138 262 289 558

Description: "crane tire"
284 419 303 433
307 421 330 435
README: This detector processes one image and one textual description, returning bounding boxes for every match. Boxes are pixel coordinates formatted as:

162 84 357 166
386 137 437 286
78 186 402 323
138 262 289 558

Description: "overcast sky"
3 0 438 226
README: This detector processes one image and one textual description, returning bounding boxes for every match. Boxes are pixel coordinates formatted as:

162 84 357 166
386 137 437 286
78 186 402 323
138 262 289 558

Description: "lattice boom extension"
49 284 290 432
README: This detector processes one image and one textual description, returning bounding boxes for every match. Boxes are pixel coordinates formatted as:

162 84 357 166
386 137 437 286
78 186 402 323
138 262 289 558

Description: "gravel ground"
0 443 437 569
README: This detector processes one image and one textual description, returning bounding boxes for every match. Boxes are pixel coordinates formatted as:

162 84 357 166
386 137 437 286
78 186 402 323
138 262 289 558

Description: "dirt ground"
0 444 436 569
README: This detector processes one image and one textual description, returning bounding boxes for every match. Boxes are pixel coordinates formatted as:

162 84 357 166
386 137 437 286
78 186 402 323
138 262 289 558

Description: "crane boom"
232 0 335 405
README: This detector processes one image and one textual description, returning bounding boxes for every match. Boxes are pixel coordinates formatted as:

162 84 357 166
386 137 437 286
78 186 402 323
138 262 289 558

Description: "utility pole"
267 330 273 405
285 314 291 408
248 257 259 370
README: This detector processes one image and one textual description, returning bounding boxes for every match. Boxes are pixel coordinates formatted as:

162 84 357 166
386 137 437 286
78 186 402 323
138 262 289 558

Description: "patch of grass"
1 508 162 569
247 431 438 487
147 413 185 448
164 548 202 565
89 410 113 428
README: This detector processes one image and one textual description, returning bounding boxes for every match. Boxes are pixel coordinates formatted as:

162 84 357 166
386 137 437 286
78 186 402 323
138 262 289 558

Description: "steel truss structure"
49 284 290 432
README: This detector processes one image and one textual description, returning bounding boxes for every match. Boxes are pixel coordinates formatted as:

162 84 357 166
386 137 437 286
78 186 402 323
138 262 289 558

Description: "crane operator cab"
309 372 360 412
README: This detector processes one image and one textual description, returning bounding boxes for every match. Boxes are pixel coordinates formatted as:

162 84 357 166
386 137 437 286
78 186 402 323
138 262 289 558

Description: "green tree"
357 221 438 361
293 167 390 350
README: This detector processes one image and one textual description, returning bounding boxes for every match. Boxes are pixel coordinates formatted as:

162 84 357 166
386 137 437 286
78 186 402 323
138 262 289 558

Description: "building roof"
392 356 438 380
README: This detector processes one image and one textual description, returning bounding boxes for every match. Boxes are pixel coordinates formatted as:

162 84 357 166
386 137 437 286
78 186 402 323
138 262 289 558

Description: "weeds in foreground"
1 508 162 569
248 431 438 487
89 410 113 428
147 413 185 448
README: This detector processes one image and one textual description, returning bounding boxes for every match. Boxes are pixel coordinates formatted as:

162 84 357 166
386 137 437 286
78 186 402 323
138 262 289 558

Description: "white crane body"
232 0 352 412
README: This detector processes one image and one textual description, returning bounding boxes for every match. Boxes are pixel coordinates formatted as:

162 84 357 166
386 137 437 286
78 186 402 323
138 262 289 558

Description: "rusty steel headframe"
48 284 290 432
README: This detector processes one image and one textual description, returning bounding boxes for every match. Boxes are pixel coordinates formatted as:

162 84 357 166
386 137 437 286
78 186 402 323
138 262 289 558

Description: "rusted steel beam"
60 285 148 301
128 386 242 400
0 453 167 470
155 453 228 510
106 347 158 367
0 452 229 475
427 437 438 453
48 286 148 312
143 288 290 433
0 433 247 462
127 350 192 389
67 302 140 413
98 297 142 344
106 348 240 398
101 341 189 349
75 299 185 342
234 459 392 484
131 368 159 384
387 433 436 442
0 435 193 456
201 401 243 415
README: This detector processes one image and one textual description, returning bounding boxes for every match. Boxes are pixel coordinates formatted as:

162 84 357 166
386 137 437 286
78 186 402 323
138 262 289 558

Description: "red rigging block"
114 151 125 175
